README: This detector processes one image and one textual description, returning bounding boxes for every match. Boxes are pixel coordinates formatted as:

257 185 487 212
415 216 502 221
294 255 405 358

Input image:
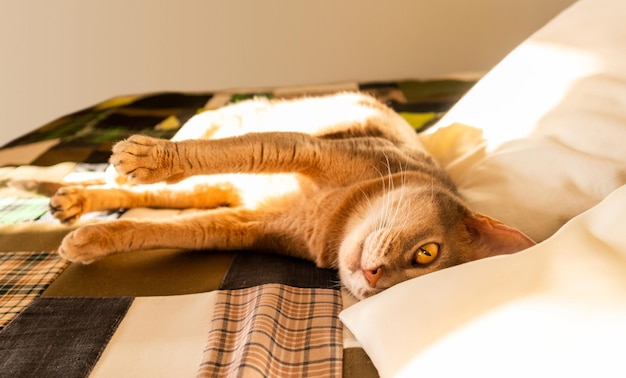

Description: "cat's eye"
415 243 439 265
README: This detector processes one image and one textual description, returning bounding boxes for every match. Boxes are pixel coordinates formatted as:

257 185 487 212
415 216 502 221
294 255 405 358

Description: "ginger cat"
47 93 534 299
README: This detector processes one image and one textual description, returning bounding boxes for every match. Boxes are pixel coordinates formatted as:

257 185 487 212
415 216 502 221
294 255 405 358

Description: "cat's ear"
463 213 536 260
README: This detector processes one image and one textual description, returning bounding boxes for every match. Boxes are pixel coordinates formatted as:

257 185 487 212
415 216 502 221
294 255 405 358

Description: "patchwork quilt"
0 79 474 377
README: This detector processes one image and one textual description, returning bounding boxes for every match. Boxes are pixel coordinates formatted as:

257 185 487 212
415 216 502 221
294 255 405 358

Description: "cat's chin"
345 281 383 300
338 266 382 300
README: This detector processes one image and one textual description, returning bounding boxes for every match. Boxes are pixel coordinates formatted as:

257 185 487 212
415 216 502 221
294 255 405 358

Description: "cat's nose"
362 267 382 287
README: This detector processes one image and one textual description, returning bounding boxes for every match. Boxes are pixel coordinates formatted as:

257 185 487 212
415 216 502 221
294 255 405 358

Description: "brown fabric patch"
43 249 235 297
343 348 380 378
197 284 343 377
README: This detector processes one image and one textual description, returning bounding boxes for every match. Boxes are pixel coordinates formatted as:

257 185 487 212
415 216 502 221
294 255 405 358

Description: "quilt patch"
0 297 133 377
198 284 343 377
0 251 69 330
220 252 339 290
0 197 50 223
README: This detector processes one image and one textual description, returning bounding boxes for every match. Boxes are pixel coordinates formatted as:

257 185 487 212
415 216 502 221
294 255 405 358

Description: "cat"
45 92 535 299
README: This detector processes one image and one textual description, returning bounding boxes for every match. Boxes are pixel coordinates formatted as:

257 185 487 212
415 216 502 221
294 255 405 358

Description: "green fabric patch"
399 112 438 131
0 197 50 223
398 80 475 102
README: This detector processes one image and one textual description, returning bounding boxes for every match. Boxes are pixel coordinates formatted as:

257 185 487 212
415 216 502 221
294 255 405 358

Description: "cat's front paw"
57 224 116 264
110 135 181 184
50 186 86 224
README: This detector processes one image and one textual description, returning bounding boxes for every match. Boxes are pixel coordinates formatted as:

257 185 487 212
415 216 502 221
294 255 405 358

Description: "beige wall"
0 0 576 146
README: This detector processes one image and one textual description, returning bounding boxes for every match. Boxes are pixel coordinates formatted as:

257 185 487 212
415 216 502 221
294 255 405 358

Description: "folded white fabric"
342 0 626 376
422 0 626 242
340 183 626 378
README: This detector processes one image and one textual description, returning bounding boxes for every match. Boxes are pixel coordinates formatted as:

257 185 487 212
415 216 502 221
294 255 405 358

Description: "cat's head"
338 175 535 299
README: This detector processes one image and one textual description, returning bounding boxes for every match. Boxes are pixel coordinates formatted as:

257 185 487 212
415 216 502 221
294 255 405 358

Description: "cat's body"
47 93 534 299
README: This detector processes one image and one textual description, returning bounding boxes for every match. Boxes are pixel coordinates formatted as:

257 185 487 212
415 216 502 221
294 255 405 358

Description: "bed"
2 0 626 376
0 78 474 376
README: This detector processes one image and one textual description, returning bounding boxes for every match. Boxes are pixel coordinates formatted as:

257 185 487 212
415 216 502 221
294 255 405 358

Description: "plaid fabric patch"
198 284 343 377
0 251 70 329
0 197 50 223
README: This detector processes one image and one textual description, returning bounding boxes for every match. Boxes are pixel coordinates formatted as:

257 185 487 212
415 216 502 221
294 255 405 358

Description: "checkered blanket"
0 80 474 376
198 285 343 377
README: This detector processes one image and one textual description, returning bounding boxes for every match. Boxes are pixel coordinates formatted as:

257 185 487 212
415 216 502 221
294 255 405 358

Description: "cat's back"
171 92 425 151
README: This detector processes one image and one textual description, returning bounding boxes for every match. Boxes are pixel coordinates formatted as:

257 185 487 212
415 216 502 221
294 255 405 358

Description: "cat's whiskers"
368 155 412 258
380 152 394 232
384 179 394 231
389 163 410 244
388 168 402 225
329 279 343 291
373 154 409 250
430 166 435 203
357 185 373 209
368 161 387 233
357 183 377 233
370 160 388 233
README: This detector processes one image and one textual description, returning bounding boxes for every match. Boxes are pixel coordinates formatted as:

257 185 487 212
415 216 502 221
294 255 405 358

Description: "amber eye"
415 243 439 265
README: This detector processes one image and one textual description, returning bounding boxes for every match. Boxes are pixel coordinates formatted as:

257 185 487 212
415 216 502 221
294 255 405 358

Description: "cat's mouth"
349 241 388 298
339 230 388 299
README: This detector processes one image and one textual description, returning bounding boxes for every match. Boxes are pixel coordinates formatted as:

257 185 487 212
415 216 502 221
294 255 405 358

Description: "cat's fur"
46 92 534 299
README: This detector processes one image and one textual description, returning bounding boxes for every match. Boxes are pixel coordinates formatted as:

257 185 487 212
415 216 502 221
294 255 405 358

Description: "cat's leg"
50 182 241 224
110 133 421 186
56 207 306 264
